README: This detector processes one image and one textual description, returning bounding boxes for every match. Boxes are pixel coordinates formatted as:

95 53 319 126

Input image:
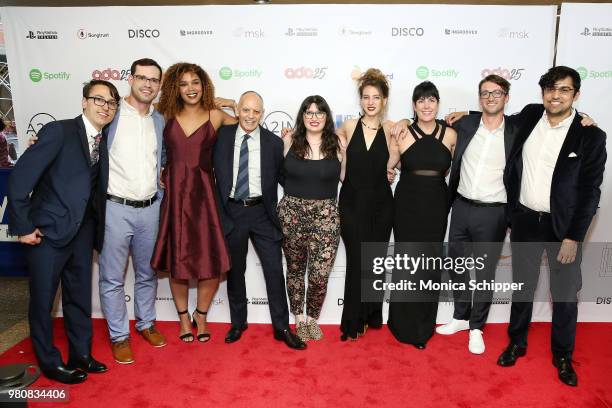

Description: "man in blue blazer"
8 80 119 384
498 66 607 386
214 91 305 349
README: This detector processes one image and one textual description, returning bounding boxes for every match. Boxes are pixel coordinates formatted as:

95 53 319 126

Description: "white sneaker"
469 329 485 354
436 319 469 335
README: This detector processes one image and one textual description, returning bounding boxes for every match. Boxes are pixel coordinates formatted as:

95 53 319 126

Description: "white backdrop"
4 4 606 326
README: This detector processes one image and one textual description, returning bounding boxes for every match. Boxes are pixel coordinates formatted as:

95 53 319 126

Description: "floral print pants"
278 194 340 319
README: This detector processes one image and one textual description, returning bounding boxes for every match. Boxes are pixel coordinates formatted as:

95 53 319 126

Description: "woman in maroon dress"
152 63 236 342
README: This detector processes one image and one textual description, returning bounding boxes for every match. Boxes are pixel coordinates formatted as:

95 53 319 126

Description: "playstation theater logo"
580 27 612 37
26 30 58 40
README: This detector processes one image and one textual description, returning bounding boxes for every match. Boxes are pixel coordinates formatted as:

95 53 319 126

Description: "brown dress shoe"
139 325 167 347
112 339 134 364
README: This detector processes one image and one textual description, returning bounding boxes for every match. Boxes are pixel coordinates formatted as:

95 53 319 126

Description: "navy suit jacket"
448 112 518 207
213 124 284 236
504 104 607 241
8 115 108 249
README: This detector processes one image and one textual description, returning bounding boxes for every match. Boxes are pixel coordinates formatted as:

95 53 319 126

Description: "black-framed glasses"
133 74 161 86
304 111 326 119
87 96 118 110
479 90 506 99
543 86 574 96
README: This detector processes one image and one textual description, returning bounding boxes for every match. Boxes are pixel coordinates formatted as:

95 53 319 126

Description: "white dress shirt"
81 115 101 158
230 125 262 198
107 98 158 201
457 119 507 203
519 109 576 212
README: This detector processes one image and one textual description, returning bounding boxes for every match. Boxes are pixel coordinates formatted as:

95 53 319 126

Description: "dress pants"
225 201 289 331
448 198 506 330
508 205 581 358
98 199 160 342
26 217 95 370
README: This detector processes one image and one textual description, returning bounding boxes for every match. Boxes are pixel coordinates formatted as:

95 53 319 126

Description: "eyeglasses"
304 111 326 119
543 86 574 96
479 90 506 99
133 74 161 86
87 96 118 110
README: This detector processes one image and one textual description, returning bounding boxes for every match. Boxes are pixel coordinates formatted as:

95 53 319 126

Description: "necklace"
412 121 439 138
361 119 381 131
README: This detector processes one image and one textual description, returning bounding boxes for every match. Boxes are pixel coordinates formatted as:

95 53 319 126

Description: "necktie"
234 134 250 200
90 133 102 166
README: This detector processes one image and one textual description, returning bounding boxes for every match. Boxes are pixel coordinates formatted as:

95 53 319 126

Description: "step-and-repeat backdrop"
1 4 609 324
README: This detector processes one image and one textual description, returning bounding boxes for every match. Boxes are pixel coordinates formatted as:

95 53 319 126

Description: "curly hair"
157 62 215 119
358 68 389 98
291 95 339 160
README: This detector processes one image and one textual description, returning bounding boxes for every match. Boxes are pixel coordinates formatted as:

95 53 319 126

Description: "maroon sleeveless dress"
151 118 231 279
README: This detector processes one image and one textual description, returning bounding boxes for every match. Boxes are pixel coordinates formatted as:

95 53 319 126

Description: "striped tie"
234 134 250 200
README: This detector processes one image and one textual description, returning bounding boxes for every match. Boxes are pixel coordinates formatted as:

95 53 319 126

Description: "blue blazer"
8 115 106 248
504 104 607 241
213 124 284 236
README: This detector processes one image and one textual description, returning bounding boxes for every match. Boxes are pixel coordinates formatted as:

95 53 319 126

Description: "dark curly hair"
358 68 389 99
157 62 215 119
291 95 338 160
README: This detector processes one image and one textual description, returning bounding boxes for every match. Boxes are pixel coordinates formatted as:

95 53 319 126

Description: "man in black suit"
498 66 606 386
436 75 517 355
8 80 119 383
213 91 305 350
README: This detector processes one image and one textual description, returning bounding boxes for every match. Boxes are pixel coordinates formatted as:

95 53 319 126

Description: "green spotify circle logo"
29 68 43 82
416 66 429 80
219 66 233 80
576 66 588 80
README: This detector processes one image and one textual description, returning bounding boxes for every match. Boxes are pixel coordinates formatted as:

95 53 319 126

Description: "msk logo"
128 29 160 38
498 28 529 39
391 27 424 37
481 67 525 81
284 67 327 79
233 27 264 38
92 68 131 81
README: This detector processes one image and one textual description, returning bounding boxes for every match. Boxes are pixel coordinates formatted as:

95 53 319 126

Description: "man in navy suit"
498 66 607 386
8 80 119 384
214 91 305 349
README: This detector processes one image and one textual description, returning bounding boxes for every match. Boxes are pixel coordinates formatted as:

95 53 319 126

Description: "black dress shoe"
42 364 87 384
553 356 578 386
274 329 307 350
497 343 527 367
225 324 248 343
413 343 426 350
67 355 108 373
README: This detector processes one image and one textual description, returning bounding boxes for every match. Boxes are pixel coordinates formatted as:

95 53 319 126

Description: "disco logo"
391 27 424 37
284 67 327 79
92 68 131 81
26 113 56 139
128 29 160 38
263 111 294 136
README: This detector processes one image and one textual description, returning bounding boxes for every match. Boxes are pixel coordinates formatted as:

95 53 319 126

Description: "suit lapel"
76 115 92 165
503 117 516 161
456 114 480 160
553 115 582 178
259 126 270 192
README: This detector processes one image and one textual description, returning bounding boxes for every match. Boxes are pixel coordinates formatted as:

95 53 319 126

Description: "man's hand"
387 168 397 184
28 135 38 147
557 238 578 264
214 97 237 116
579 114 596 127
19 228 43 245
390 119 410 141
444 111 468 126
159 167 166 189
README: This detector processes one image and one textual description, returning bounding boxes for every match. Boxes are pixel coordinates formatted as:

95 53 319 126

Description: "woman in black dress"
336 69 401 341
387 81 456 348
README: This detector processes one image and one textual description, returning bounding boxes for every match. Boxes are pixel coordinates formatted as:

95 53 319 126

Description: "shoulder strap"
438 121 447 142
407 125 420 141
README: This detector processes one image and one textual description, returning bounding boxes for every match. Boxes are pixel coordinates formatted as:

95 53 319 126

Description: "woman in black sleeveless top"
387 81 456 348
278 95 342 342
336 69 402 341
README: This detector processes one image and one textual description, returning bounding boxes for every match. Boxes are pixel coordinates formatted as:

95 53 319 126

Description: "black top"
283 148 340 199
344 120 390 191
400 121 451 174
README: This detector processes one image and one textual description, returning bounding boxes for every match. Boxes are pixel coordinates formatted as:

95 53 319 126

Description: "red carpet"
1 319 611 407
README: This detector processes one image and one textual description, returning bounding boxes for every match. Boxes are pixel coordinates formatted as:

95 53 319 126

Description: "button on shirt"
81 115 101 158
457 119 507 203
519 109 576 212
230 125 262 198
107 98 158 201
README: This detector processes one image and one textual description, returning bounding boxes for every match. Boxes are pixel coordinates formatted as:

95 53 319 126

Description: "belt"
517 202 550 217
228 196 263 207
458 194 505 208
107 194 157 208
